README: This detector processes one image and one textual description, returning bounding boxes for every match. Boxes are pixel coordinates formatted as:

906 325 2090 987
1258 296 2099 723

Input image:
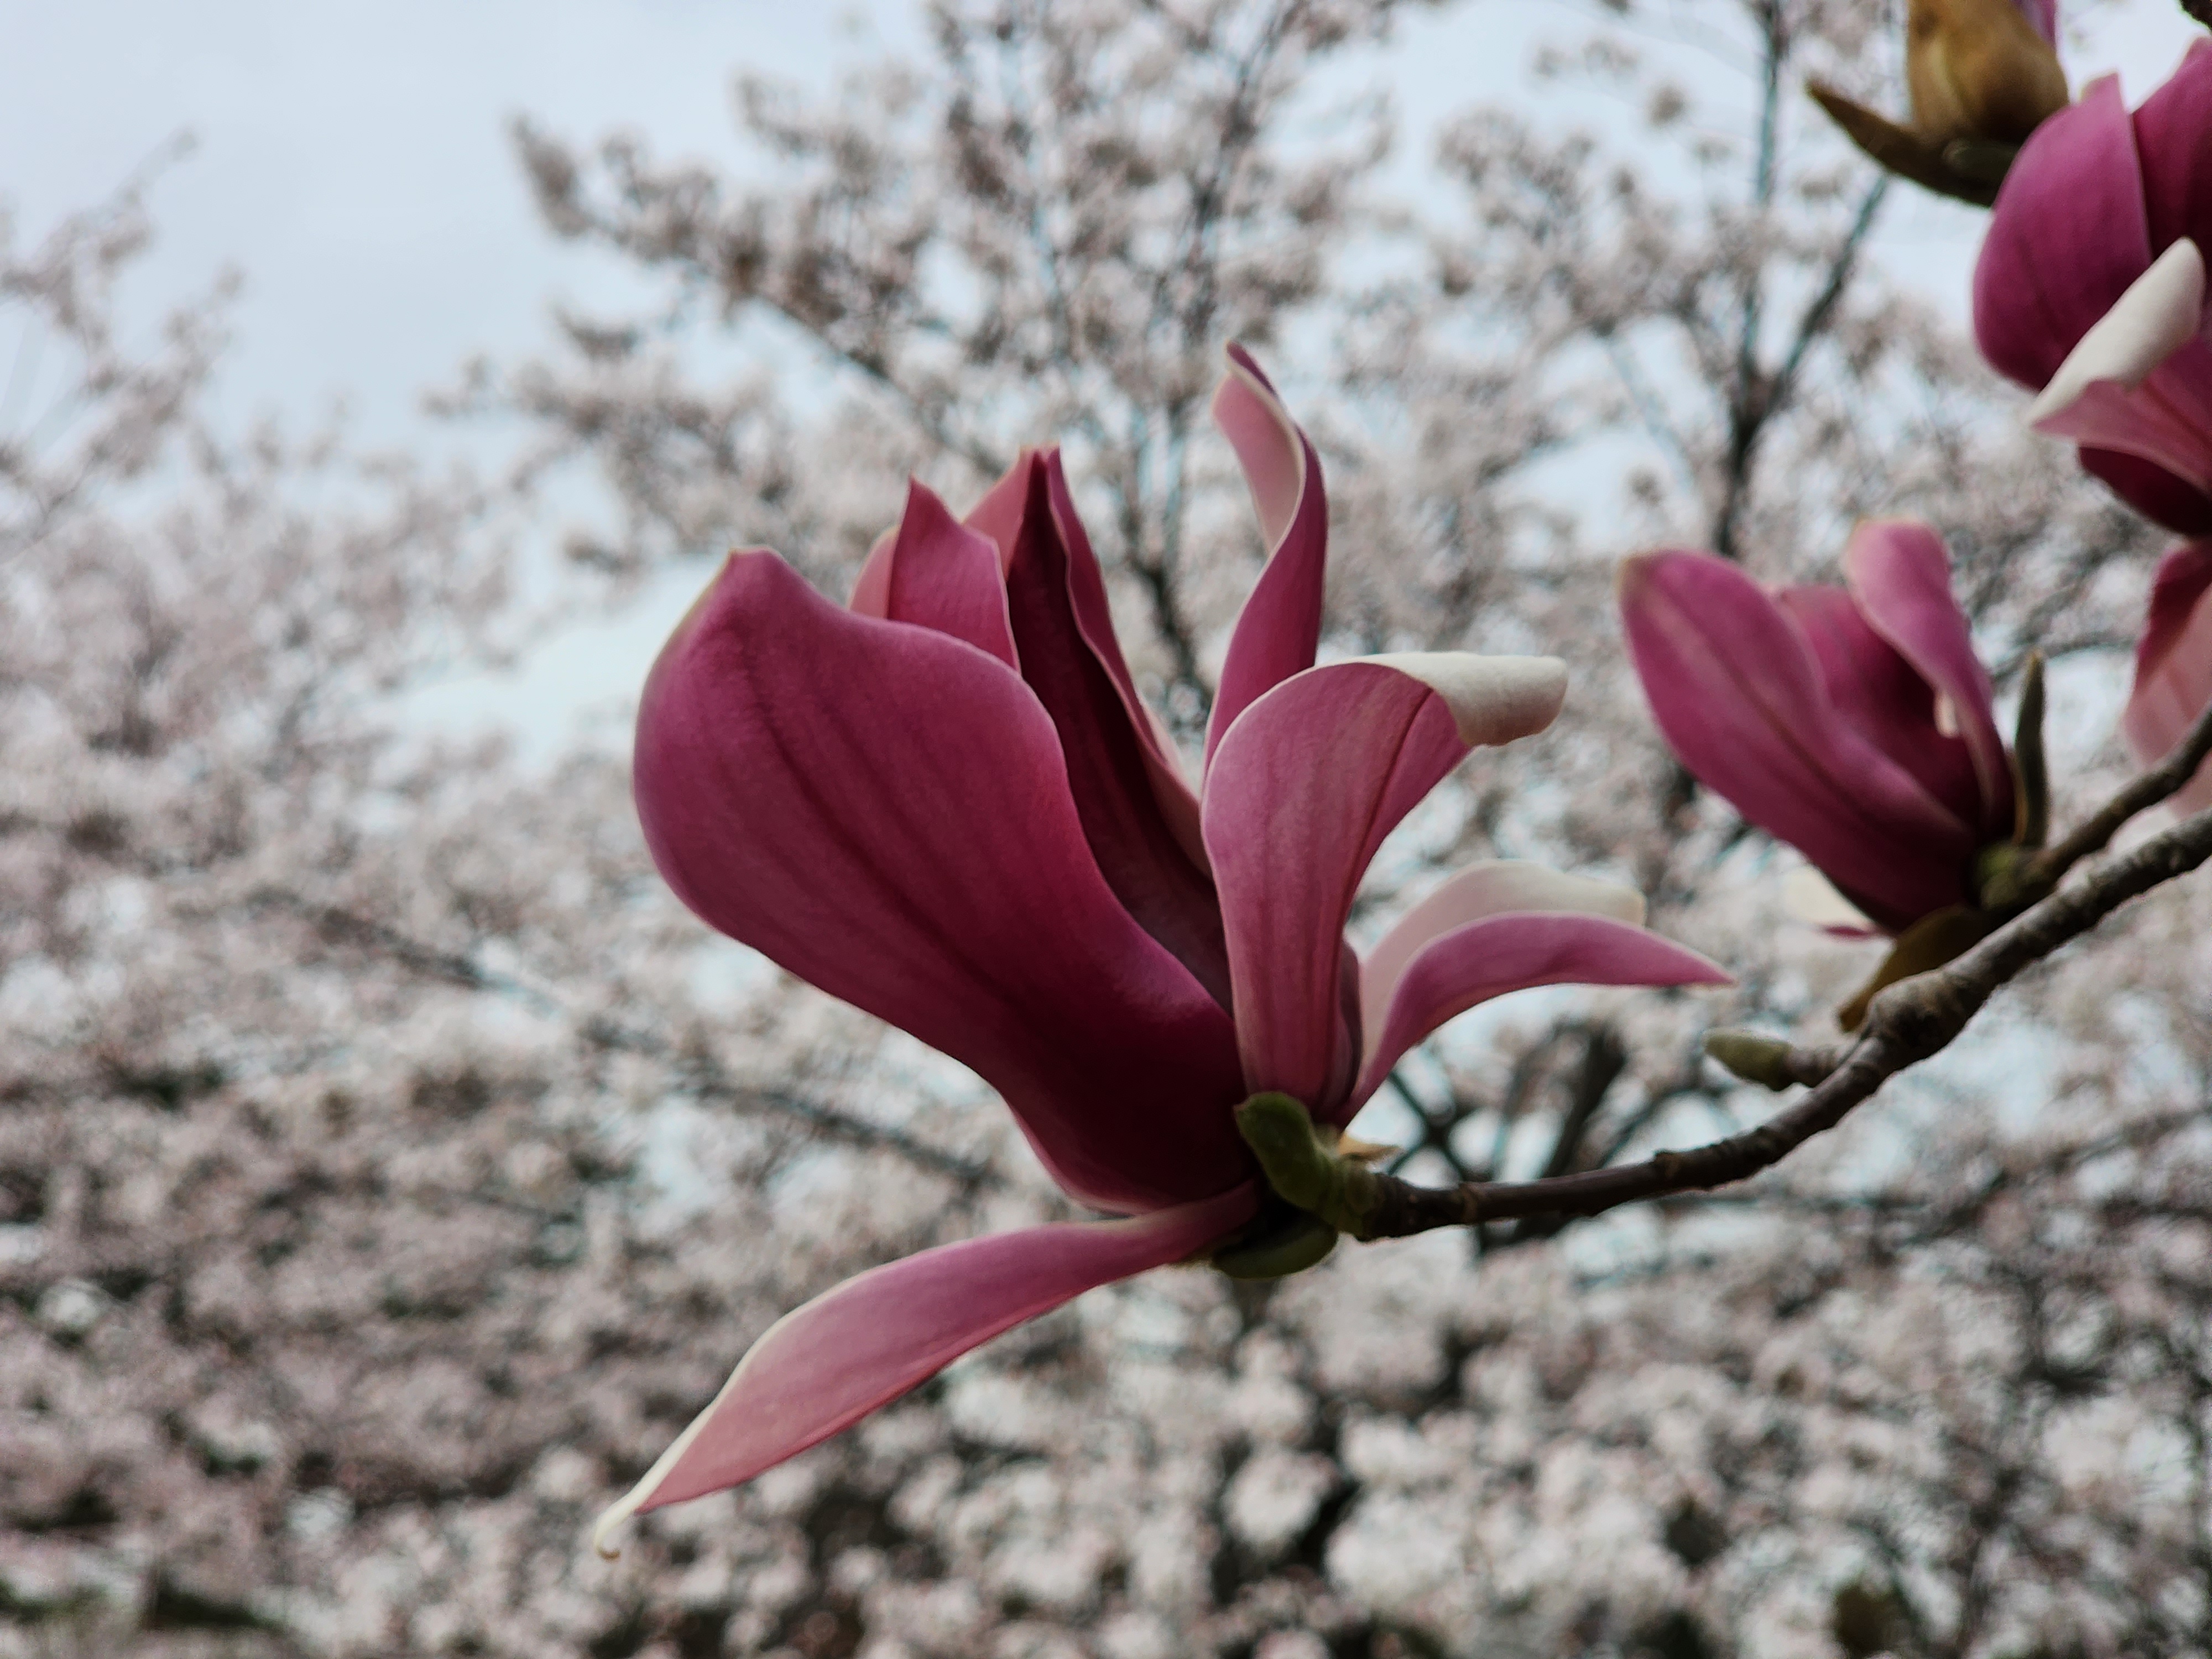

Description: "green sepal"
1233 1092 1381 1240
1704 1029 1802 1092
1210 1207 1339 1280
2009 650 2048 852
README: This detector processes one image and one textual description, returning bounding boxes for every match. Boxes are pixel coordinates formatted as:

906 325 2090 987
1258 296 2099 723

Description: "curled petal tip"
2028 239 2208 426
1364 651 1568 745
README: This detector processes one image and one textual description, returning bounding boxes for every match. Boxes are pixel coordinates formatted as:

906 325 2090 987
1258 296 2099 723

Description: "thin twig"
2024 693 2212 889
1350 801 2212 1239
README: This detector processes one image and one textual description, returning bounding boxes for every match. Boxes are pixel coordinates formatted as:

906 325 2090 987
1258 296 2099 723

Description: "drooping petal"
2135 41 2212 255
635 551 1248 1213
1351 914 1729 1108
592 1184 1259 1547
1974 75 2153 390
1203 654 1567 1116
997 458 1232 1005
1358 860 1646 1065
1773 585 1985 830
1841 520 2012 835
1620 551 1980 933
1206 346 1328 765
2123 539 2212 813
848 481 1017 667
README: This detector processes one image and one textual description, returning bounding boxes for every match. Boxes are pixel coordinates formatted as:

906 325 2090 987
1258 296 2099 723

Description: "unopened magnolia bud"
1810 0 2066 206
1907 0 2069 149
1704 1030 1806 1091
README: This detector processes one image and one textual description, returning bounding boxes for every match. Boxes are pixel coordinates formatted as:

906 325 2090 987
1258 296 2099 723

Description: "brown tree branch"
1347 800 2212 1240
2023 692 2212 890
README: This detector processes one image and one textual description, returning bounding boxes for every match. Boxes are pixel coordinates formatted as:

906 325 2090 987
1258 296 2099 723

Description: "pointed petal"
1351 914 1728 1108
1842 520 2012 834
593 1185 1259 1547
968 452 1212 874
2136 41 2212 255
1205 346 1328 765
1773 585 1986 831
998 457 1231 1004
1974 75 2153 390
961 448 1036 573
2123 539 2212 813
1620 551 1979 933
847 481 1018 667
1040 452 1213 872
1203 654 1567 1118
1359 861 1646 1062
635 551 1248 1213
848 525 899 618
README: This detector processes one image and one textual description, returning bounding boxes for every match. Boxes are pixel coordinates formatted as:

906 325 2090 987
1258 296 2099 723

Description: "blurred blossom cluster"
7 2 2212 1657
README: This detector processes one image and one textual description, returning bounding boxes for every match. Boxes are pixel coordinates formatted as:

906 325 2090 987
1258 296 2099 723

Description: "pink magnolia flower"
1620 521 2015 936
1974 43 2212 533
2123 539 2212 813
595 349 1726 1546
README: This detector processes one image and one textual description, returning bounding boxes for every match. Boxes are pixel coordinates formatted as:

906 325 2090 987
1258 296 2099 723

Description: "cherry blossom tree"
8 1 2212 1656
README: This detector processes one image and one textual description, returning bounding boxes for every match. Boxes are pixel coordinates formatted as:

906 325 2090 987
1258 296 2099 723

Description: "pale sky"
2 0 2196 743
3 0 2193 443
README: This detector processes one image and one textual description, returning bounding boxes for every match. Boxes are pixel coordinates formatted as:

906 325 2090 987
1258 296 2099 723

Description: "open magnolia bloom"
597 348 1726 1547
1620 523 2026 1025
1975 43 2212 533
2124 539 2212 814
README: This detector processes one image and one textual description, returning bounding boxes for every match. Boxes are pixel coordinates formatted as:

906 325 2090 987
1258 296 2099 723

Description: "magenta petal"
1842 520 2012 835
1205 346 1329 766
2123 539 2212 812
848 481 1018 667
2083 447 2212 535
1358 862 1646 1084
1203 655 1567 1117
1975 75 2153 390
1773 586 1985 830
1038 453 1213 870
962 449 1035 573
998 458 1232 1004
635 551 1248 1212
2136 41 2212 254
593 1184 1259 1543
1620 551 1979 932
2038 349 2212 496
1353 913 1728 1108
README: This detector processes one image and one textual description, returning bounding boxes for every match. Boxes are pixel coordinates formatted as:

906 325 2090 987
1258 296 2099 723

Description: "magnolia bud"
1811 0 2067 207
1907 0 2069 148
